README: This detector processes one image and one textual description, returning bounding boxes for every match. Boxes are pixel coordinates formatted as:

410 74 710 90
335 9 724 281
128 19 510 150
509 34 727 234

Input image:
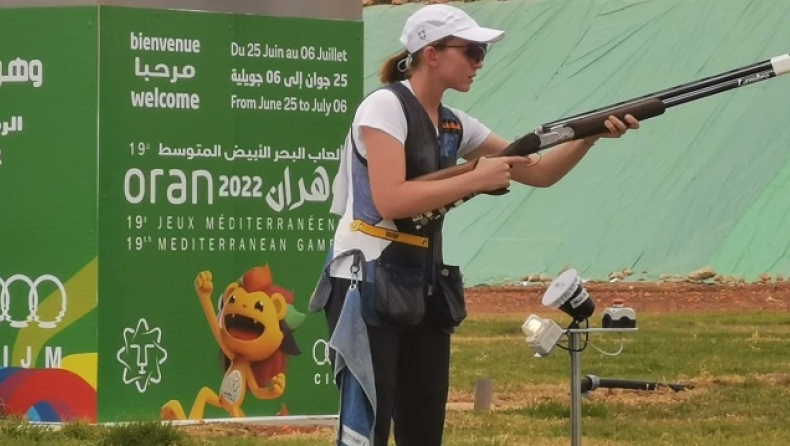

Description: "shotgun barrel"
410 52 790 230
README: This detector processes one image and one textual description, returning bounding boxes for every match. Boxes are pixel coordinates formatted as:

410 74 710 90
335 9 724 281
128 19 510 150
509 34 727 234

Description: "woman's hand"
583 114 640 145
472 155 535 192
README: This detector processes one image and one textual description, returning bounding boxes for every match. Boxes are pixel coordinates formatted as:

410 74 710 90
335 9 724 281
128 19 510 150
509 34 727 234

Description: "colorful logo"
0 367 96 422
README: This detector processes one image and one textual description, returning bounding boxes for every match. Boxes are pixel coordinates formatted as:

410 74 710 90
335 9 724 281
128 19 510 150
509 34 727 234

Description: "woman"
317 4 640 445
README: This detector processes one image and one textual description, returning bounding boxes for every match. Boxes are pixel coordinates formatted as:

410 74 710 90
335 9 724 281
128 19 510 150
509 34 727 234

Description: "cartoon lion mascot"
161 264 304 420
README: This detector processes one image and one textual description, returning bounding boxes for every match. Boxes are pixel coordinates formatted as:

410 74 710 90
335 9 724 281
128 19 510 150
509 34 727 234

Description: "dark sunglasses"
436 43 488 63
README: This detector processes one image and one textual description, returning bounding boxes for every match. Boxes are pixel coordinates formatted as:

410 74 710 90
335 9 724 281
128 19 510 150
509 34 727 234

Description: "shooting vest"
352 81 467 329
351 82 463 266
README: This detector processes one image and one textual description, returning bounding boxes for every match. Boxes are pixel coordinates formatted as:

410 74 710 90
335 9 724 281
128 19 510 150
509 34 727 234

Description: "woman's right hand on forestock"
472 156 533 192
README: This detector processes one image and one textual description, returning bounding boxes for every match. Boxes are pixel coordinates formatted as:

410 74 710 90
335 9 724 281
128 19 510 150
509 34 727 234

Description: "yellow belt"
351 220 429 248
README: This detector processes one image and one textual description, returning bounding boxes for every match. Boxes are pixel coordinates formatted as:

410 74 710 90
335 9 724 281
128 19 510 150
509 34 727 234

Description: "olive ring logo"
0 274 67 329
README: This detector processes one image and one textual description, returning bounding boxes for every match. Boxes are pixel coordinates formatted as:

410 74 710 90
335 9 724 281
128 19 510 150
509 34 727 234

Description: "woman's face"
431 38 488 92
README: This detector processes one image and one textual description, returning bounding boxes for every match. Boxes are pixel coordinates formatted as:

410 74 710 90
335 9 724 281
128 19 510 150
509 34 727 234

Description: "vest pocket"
371 261 426 326
436 264 467 326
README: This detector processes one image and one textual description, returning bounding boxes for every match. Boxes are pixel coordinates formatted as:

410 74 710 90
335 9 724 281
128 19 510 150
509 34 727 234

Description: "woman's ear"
423 46 441 65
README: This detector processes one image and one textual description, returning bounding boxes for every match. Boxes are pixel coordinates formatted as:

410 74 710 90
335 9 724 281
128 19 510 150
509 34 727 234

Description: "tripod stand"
566 326 638 446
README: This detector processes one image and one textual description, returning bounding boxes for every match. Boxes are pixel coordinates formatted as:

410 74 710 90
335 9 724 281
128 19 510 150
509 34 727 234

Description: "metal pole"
564 328 636 446
569 331 582 446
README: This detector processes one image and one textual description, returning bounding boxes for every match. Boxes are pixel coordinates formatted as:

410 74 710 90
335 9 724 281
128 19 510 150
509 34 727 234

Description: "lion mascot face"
217 265 301 363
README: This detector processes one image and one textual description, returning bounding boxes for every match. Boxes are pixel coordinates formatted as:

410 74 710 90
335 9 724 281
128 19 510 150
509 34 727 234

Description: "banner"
0 7 99 423
0 5 362 423
97 6 361 422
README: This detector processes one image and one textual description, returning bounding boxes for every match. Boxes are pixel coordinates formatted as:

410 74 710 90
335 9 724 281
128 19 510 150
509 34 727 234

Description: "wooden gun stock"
414 98 665 184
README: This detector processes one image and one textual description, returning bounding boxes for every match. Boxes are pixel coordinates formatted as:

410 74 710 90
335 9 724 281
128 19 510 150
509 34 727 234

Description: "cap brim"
453 26 505 44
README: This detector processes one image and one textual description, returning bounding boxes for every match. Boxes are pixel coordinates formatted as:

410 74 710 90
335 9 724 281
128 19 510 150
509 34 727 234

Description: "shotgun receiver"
410 51 790 230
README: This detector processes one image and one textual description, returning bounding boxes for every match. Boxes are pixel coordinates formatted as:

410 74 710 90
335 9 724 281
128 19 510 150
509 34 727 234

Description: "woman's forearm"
510 138 597 188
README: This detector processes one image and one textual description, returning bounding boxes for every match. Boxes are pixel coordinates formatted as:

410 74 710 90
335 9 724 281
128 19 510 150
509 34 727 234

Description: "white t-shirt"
329 80 492 278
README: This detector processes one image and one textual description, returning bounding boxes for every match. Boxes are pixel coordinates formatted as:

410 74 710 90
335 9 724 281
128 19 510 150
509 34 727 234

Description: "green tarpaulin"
362 0 790 284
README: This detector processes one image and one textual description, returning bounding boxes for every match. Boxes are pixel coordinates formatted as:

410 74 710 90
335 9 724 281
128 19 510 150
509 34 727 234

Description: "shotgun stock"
409 51 790 230
415 97 665 184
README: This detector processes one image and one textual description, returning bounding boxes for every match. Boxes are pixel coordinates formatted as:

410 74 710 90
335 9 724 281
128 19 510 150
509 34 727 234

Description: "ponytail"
379 49 411 84
379 37 454 84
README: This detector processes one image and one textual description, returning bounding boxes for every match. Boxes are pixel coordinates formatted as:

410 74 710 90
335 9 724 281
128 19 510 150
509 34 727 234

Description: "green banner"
97 6 361 422
0 7 99 423
0 5 361 423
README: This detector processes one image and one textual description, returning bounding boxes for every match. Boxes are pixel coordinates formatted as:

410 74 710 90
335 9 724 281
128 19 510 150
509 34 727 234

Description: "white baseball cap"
399 4 505 54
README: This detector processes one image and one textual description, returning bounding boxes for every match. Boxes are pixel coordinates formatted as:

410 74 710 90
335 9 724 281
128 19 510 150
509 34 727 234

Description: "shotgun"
410 51 790 230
